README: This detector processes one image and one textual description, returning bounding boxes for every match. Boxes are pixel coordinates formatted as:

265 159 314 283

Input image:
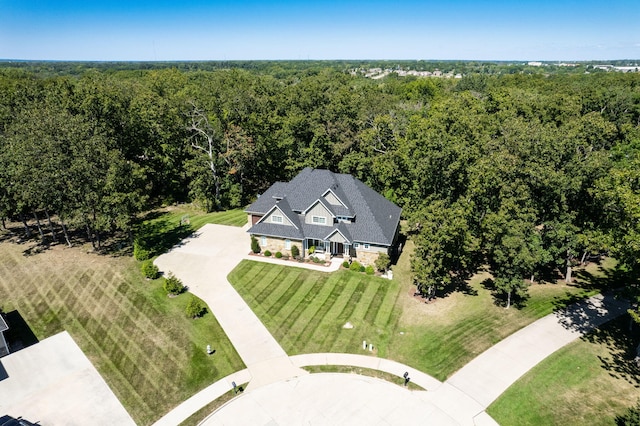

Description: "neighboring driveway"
0 331 135 426
446 292 630 409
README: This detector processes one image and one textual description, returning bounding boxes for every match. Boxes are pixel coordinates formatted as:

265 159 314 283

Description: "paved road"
154 224 630 426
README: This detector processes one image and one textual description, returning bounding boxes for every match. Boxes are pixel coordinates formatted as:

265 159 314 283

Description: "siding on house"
324 191 342 206
268 210 294 226
305 202 332 226
328 231 347 243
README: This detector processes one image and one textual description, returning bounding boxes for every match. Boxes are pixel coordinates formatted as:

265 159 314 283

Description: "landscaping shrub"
342 261 350 269
309 246 315 255
291 245 300 259
264 250 272 257
375 253 391 272
275 251 282 258
365 265 375 275
250 236 260 254
350 261 363 272
141 260 159 279
133 240 151 261
311 256 322 263
185 295 206 319
163 273 185 295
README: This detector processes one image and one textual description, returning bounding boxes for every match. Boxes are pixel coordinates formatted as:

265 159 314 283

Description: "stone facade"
353 250 382 267
256 236 302 257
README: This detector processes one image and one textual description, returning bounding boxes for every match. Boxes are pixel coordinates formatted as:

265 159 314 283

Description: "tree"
163 273 185 295
141 260 159 279
375 253 391 272
185 296 205 319
411 200 479 301
251 236 260 254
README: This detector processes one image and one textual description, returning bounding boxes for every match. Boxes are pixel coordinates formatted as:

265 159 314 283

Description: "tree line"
0 65 638 305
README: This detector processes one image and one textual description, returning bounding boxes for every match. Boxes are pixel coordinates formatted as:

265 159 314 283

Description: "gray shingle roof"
0 315 8 332
246 168 401 246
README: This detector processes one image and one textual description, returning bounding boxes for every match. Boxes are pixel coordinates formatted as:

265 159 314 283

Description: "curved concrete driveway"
154 223 629 426
154 224 306 390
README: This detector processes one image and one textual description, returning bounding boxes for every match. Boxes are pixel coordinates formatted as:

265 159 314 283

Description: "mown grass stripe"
373 281 401 327
263 269 303 316
273 275 325 342
309 275 362 351
362 280 389 325
348 278 382 322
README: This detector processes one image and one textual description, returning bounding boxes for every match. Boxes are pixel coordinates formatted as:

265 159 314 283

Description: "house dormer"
257 203 299 229
303 199 334 226
323 188 346 207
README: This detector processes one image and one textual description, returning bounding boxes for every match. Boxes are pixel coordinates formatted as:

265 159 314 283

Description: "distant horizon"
1 1 638 61
1 58 639 64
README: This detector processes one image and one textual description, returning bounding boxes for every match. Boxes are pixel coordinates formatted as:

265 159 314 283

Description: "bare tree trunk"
530 274 535 284
565 249 572 283
188 103 222 210
33 210 45 241
44 210 58 243
506 291 512 309
59 216 72 247
85 222 96 250
20 213 32 238
580 251 588 265
1 217 6 230
92 208 101 250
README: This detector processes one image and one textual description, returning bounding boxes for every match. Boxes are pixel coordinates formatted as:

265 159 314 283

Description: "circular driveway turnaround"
201 373 458 426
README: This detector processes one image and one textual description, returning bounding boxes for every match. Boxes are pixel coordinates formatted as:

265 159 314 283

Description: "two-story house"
245 168 402 266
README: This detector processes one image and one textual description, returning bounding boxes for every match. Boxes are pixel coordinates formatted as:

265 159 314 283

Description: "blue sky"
1 0 638 61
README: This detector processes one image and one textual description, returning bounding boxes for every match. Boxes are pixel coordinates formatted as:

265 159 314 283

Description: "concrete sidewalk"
446 292 630 408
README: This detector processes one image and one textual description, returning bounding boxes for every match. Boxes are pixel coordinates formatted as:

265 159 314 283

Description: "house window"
363 243 370 250
260 236 267 247
285 239 291 250
312 216 327 225
353 242 360 248
272 215 283 223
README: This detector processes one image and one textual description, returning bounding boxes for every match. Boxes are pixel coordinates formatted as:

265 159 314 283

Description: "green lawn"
230 238 607 382
228 260 402 357
488 315 640 425
0 208 247 425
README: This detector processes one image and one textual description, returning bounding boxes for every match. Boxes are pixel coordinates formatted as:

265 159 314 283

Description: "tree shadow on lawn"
573 264 639 292
135 216 198 258
581 315 640 388
479 277 530 309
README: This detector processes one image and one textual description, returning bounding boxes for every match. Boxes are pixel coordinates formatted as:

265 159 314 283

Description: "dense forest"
1 63 639 306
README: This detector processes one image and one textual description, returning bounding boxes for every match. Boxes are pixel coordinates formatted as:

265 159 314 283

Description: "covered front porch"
304 239 354 259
